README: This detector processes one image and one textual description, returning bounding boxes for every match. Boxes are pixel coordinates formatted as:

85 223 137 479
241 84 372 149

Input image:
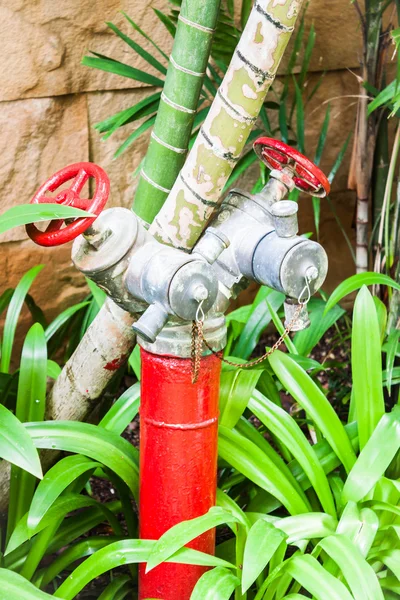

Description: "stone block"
0 94 88 242
1 0 171 102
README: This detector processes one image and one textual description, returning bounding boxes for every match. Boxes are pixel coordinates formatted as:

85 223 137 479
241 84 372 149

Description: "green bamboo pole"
133 0 221 224
150 0 304 250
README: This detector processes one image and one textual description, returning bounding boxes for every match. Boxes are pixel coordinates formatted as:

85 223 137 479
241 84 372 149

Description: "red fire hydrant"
26 137 331 599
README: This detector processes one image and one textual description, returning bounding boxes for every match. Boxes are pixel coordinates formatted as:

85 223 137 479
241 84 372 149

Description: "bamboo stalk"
150 0 304 250
133 0 221 224
351 0 384 272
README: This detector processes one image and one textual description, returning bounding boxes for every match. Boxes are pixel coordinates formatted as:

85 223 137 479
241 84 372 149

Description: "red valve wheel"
253 137 330 198
26 162 110 247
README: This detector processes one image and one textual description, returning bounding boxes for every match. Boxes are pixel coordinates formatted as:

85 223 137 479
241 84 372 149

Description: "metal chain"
190 276 312 383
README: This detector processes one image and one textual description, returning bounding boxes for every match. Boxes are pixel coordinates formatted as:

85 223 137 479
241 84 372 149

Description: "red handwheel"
26 162 110 247
253 137 330 198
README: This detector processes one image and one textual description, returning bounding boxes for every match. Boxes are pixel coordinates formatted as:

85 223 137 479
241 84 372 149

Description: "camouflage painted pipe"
133 0 221 225
150 0 303 250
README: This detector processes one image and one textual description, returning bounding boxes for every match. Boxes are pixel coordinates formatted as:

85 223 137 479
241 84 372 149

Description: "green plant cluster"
0 264 399 598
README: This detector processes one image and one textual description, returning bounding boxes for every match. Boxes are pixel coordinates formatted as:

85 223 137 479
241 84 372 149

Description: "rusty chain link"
191 302 304 383
191 275 312 384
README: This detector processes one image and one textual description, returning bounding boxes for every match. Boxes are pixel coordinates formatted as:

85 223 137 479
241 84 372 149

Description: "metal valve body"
72 208 219 344
72 170 328 348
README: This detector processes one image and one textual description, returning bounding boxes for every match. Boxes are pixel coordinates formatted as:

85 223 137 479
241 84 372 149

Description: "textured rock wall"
1 0 363 340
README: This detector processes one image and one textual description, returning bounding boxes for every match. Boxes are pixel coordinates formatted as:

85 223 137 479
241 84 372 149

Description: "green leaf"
327 134 351 184
0 404 42 479
81 55 164 87
351 287 385 449
232 289 285 359
7 323 47 540
315 104 331 166
342 407 400 503
0 205 93 236
114 115 156 159
25 421 139 497
146 507 238 572
98 574 132 600
191 567 240 600
294 298 345 357
40 536 122 589
269 351 357 473
153 8 176 36
1 265 44 373
220 369 262 429
99 382 140 435
47 360 61 380
6 494 120 555
85 278 107 308
325 273 400 314
128 345 141 380
276 512 337 544
0 569 54 599
242 520 286 592
122 11 169 61
250 391 337 517
44 301 90 342
294 79 305 153
318 534 384 600
95 92 160 134
385 329 400 395
54 539 234 599
106 22 167 75
219 425 310 515
27 455 101 531
285 554 354 600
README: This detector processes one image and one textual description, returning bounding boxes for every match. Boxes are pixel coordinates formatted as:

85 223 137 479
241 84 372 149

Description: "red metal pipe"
139 348 221 600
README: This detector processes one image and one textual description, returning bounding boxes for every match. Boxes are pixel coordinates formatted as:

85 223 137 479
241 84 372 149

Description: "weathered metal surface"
139 349 220 600
26 162 110 246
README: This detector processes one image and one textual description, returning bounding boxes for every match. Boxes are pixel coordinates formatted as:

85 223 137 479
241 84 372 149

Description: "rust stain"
104 353 128 371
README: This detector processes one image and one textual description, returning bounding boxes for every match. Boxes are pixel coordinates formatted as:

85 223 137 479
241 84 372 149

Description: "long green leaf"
294 299 345 357
250 391 337 517
106 21 167 74
27 455 100 531
242 519 286 593
25 421 139 497
0 569 54 599
146 507 239 572
220 369 261 429
98 382 140 435
0 205 93 236
269 351 357 473
342 407 400 503
1 265 44 373
7 323 47 540
41 536 122 589
285 554 354 600
191 567 240 600
351 287 385 449
54 539 234 599
6 494 120 555
325 273 400 314
232 289 285 359
0 404 42 479
44 301 90 342
219 425 310 515
81 55 164 87
318 534 384 600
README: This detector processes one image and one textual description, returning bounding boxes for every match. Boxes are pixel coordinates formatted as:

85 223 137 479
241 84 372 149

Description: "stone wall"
1 0 363 330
